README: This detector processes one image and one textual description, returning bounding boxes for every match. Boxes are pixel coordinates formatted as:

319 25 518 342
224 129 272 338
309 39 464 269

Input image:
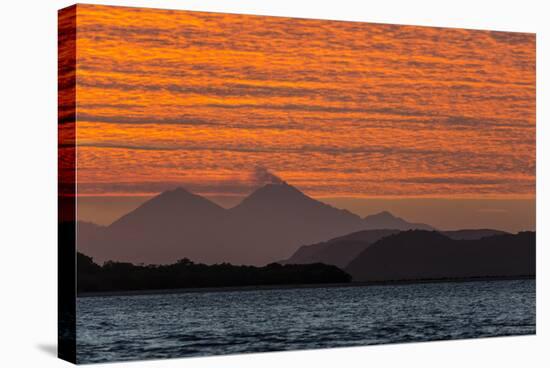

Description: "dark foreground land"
77 252 351 294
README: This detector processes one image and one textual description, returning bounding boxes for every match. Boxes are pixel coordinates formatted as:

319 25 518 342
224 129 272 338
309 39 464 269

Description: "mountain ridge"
362 211 434 231
79 183 375 265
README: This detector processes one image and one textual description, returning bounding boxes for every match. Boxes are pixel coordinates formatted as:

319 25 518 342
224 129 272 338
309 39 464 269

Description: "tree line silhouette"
77 252 351 293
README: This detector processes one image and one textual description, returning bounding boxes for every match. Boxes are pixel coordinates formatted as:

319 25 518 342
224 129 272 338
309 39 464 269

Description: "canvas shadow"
36 343 57 357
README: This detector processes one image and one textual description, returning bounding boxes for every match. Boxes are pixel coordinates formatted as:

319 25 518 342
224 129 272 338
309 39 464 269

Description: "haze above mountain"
78 183 444 266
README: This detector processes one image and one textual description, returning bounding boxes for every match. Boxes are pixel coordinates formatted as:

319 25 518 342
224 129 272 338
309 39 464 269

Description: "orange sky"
70 4 535 200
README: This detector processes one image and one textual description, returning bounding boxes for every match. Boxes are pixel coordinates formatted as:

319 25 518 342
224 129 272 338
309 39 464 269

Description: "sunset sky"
67 5 535 230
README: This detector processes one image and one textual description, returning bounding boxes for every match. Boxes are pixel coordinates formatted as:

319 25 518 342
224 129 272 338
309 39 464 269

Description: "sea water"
76 279 535 363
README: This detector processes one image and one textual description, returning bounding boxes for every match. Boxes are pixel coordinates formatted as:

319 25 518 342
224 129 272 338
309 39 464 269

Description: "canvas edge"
58 4 77 365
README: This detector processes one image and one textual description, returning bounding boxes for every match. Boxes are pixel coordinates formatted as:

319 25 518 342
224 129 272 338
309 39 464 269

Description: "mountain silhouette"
362 211 434 230
80 183 372 265
110 187 225 229
282 228 510 269
221 182 366 264
346 230 535 282
76 221 105 257
282 229 400 268
80 187 228 265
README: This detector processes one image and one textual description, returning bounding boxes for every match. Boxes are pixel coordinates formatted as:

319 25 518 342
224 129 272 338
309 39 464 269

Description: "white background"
0 0 548 366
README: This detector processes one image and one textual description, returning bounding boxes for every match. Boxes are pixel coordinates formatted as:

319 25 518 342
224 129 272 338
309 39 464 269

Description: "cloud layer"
72 5 535 198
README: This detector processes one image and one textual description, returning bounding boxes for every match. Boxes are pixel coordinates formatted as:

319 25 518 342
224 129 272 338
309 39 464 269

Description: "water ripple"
76 279 535 364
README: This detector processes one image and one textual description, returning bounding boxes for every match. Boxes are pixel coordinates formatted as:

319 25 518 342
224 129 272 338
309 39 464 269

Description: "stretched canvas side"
58 4 77 364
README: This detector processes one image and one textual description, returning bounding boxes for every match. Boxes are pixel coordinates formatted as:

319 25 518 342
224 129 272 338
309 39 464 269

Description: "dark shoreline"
77 275 535 298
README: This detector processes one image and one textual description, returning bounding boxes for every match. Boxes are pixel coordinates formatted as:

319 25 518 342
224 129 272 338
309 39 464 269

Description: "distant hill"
363 211 435 231
282 229 400 268
346 230 535 282
282 228 512 269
